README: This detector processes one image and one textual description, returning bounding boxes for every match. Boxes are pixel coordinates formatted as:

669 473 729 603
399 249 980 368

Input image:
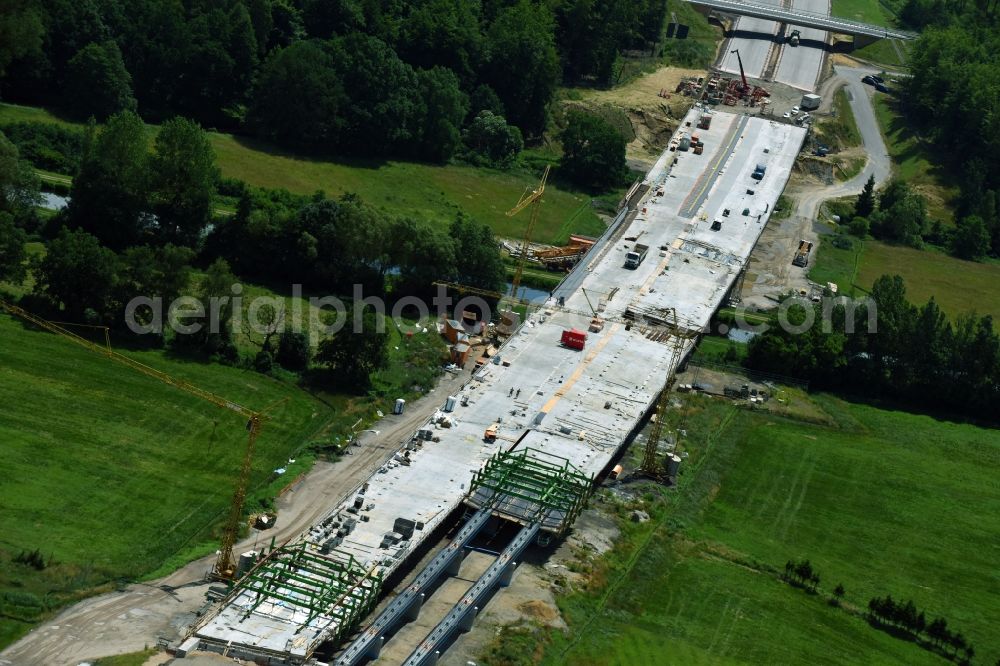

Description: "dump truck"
560 328 587 350
624 243 649 269
792 240 813 267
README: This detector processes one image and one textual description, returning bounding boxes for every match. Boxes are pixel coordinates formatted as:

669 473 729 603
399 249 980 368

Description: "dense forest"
0 0 667 160
897 0 1000 259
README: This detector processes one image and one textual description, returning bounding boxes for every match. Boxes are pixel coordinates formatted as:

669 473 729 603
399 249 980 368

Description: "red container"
561 329 587 350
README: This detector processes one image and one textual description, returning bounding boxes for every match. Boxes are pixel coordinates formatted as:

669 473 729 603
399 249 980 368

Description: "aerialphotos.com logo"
125 284 879 342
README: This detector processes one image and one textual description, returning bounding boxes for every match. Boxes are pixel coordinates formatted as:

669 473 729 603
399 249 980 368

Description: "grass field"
0 313 341 647
0 103 608 245
872 95 956 223
810 234 1000 319
831 0 896 27
816 88 862 153
504 393 1000 664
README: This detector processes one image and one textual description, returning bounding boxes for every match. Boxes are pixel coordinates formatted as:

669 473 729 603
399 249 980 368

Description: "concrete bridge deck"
189 108 807 663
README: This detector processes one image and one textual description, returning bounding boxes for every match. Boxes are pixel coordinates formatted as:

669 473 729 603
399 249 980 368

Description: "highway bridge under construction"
183 106 807 664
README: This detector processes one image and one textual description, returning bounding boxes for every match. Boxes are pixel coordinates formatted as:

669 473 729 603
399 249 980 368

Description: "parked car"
792 105 800 113
862 75 876 86
871 75 885 83
875 82 889 93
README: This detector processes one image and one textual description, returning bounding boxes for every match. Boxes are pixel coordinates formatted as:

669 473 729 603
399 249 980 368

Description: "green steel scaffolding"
234 543 382 642
467 447 594 533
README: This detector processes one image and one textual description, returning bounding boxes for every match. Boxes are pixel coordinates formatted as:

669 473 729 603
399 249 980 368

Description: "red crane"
730 48 749 94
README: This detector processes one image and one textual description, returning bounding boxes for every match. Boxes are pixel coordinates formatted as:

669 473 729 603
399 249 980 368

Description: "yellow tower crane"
0 299 283 580
506 165 551 300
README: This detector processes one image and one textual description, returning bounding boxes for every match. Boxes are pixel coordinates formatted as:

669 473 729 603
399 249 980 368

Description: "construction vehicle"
724 384 751 399
0 298 282 581
506 165 550 299
788 29 801 46
729 48 750 95
624 243 649 269
801 93 821 111
792 240 813 267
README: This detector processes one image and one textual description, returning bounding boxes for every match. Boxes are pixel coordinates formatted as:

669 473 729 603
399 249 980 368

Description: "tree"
300 0 364 38
117 244 194 311
328 33 420 155
413 66 468 162
462 111 524 167
276 329 311 371
249 39 346 149
483 1 560 137
171 258 238 361
67 112 150 251
833 583 845 604
848 216 870 238
315 307 389 389
0 130 41 219
63 41 136 120
394 0 484 84
244 302 284 352
856 173 876 218
951 215 991 260
0 213 27 284
468 83 505 119
560 109 627 191
555 0 636 85
450 215 506 293
32 228 119 320
149 117 218 247
174 0 258 127
0 0 43 77
391 217 457 297
869 186 927 246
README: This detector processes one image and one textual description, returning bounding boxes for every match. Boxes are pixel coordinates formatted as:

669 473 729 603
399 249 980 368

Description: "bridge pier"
459 606 479 633
852 33 881 50
446 550 465 576
499 562 516 588
363 636 384 661
404 593 425 622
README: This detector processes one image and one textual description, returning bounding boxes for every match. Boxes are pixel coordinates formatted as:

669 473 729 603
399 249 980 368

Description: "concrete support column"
364 636 384 661
405 593 425 622
853 34 880 50
459 606 479 633
499 562 516 587
446 551 465 576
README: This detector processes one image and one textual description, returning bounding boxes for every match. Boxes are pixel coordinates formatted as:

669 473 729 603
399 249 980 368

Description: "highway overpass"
685 0 917 46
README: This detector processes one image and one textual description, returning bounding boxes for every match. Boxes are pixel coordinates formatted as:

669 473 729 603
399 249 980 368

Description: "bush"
848 216 870 238
216 176 248 198
276 330 311 371
0 122 85 173
831 234 854 250
461 111 523 167
254 350 274 373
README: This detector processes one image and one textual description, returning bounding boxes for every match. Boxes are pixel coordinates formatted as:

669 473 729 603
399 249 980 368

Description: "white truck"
624 243 649 269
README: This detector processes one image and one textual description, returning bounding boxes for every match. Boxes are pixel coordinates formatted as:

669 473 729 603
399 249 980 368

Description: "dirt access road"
0 366 474 666
742 63 893 309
